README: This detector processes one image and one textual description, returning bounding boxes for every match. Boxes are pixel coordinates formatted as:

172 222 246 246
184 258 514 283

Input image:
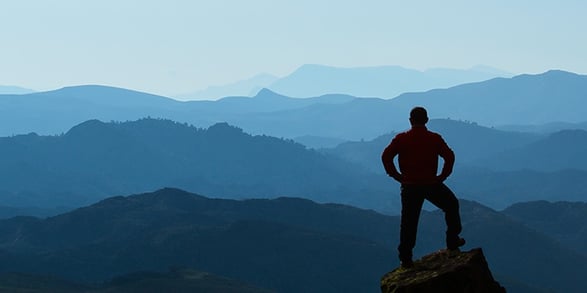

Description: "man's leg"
425 183 463 249
398 185 425 262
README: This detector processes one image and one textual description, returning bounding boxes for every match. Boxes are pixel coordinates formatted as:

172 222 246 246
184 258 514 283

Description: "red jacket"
381 126 454 184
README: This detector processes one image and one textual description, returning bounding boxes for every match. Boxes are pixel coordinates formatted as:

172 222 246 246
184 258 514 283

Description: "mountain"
419 200 587 293
502 201 587 257
0 188 395 292
0 188 585 292
473 129 587 171
174 64 509 100
33 85 177 108
2 70 587 142
2 116 584 214
4 116 584 214
187 88 354 115
450 167 587 208
325 119 542 173
267 64 511 98
219 70 587 141
0 85 35 95
227 95 400 141
0 118 394 212
176 73 278 100
323 119 587 208
0 85 356 139
0 85 187 136
389 70 587 127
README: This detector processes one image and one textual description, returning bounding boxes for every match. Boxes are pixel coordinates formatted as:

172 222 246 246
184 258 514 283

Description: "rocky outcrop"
381 248 506 293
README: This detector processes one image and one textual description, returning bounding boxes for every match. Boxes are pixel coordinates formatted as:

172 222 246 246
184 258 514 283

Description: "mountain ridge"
388 69 587 126
1 70 587 142
472 129 587 171
173 64 510 100
268 64 511 98
177 73 278 101
0 85 35 95
0 188 585 292
0 118 394 212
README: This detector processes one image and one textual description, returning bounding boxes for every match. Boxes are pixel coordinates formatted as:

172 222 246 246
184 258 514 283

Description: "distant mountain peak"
544 69 577 75
515 69 583 80
177 73 279 100
206 122 245 136
64 119 109 136
542 69 586 78
253 88 288 99
135 188 207 205
36 84 176 106
52 84 142 95
62 119 133 145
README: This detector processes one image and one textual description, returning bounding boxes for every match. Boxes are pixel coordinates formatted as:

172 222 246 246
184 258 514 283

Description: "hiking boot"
400 260 414 269
447 237 466 251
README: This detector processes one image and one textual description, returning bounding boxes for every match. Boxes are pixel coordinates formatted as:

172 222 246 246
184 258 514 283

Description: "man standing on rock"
381 106 465 268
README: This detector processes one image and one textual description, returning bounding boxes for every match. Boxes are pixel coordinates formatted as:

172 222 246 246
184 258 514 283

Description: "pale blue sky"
1 0 585 96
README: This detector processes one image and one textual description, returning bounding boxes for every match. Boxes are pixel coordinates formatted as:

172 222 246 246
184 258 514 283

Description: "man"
381 106 464 268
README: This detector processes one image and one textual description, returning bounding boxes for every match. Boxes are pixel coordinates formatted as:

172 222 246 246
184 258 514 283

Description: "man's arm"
437 136 455 182
381 138 403 183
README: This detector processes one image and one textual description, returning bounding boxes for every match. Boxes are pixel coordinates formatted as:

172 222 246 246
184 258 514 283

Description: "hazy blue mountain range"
0 85 353 138
450 167 587 209
0 188 585 292
252 70 587 141
189 88 355 114
1 117 585 214
0 85 186 136
0 85 35 95
472 129 587 171
0 188 394 292
267 64 511 98
175 64 509 100
327 119 542 173
419 198 587 293
2 70 587 142
176 73 278 100
0 118 394 212
325 119 587 208
244 70 587 140
503 201 587 257
389 70 587 126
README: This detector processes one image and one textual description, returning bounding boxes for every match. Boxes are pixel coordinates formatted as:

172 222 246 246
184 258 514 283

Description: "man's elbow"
443 149 455 163
381 149 392 162
448 153 455 163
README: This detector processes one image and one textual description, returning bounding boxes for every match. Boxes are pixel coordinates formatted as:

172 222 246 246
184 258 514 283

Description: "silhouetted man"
381 106 464 268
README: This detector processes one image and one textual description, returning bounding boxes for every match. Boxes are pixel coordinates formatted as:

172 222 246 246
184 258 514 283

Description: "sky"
1 0 586 97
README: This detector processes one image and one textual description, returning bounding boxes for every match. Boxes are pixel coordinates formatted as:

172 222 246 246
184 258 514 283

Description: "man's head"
409 106 429 126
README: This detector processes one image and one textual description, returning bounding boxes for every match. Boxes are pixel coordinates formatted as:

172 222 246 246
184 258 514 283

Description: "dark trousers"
398 183 462 262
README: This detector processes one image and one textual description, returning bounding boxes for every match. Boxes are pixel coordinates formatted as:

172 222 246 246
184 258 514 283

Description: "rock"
380 248 506 293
